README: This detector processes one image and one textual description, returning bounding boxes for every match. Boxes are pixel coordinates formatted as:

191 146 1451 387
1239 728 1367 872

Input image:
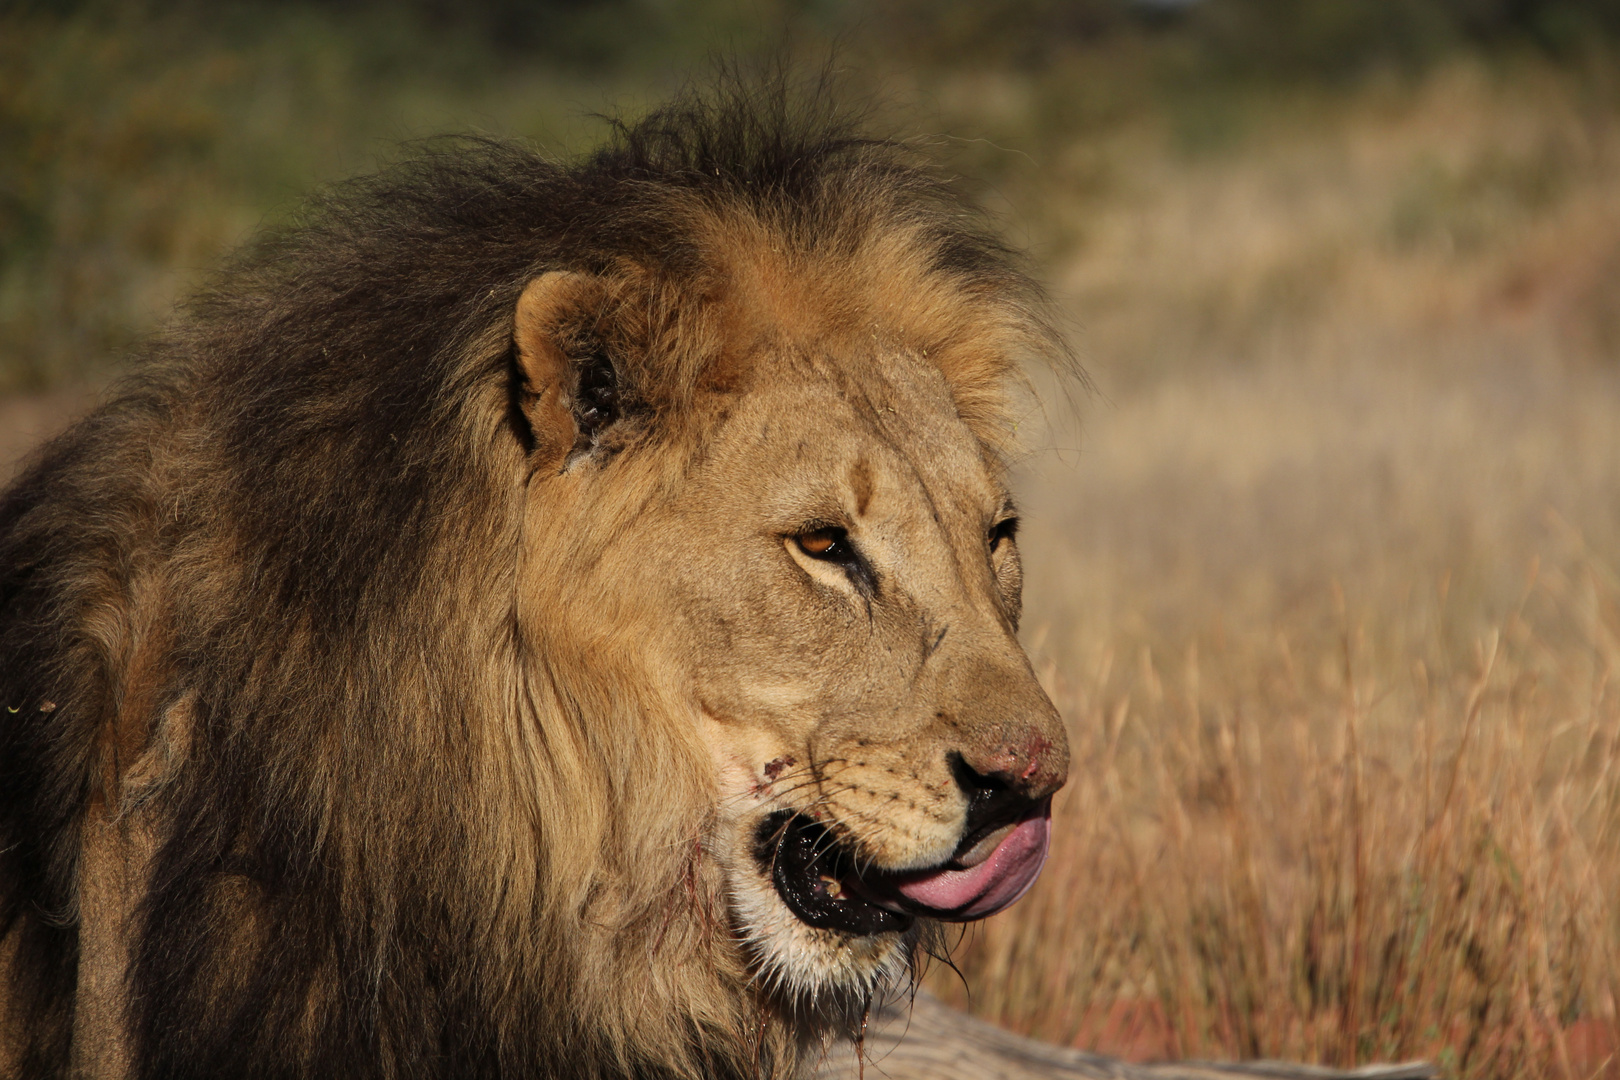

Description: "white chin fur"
714 811 918 1006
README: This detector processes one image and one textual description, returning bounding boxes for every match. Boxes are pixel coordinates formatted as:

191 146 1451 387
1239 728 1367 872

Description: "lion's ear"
513 271 620 468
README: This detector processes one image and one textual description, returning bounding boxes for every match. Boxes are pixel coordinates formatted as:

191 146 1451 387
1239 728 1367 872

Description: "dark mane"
0 81 1056 1080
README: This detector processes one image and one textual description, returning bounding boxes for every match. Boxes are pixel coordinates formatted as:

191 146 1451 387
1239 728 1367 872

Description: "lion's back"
0 383 185 1075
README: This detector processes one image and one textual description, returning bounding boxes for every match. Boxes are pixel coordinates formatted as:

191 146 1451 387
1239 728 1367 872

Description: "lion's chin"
719 815 921 1004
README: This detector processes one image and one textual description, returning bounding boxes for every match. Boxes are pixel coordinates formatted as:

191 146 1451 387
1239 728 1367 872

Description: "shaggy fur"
0 84 1067 1079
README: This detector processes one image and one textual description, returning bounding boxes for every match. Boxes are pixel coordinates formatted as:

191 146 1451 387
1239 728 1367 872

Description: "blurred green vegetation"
2 0 1617 389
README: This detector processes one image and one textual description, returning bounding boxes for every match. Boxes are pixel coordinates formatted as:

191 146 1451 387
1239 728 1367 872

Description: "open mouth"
754 800 1052 936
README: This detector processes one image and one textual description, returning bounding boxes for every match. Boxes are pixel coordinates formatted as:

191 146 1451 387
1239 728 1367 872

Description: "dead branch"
810 991 1436 1080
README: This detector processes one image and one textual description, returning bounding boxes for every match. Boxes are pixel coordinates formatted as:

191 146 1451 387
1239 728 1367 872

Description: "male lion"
0 89 1070 1079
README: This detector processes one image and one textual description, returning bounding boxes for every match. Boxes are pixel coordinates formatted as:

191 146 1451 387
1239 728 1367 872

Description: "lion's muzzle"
758 748 1059 933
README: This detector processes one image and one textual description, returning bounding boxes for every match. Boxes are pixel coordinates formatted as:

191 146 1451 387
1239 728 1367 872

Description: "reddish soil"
1062 1000 1619 1076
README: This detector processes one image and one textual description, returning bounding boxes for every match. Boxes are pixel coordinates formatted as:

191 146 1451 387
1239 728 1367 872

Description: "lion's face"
667 347 1068 998
510 264 1068 1012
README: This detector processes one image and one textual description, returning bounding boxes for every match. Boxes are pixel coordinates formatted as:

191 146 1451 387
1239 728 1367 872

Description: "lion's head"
0 88 1069 1079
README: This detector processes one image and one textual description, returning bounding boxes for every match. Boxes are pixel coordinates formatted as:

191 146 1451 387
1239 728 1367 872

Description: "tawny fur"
0 85 1070 1080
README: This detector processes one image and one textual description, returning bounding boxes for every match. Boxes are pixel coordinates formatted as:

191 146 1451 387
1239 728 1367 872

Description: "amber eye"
989 517 1019 553
795 527 852 561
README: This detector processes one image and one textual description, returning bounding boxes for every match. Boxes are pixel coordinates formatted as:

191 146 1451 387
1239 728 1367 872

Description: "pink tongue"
891 812 1051 920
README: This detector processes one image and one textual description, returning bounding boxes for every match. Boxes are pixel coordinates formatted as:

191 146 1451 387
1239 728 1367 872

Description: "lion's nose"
957 741 1066 803
935 654 1070 803
947 754 1049 847
949 723 1065 825
947 705 1068 805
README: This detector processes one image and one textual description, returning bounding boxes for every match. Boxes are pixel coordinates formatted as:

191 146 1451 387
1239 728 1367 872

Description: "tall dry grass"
939 562 1620 1078
929 59 1620 1080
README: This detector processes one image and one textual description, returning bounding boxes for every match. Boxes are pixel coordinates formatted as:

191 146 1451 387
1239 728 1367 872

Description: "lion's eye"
795 527 852 561
989 517 1019 553
789 525 878 597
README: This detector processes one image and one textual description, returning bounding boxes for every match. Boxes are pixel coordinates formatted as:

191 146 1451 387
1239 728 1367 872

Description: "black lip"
755 812 914 936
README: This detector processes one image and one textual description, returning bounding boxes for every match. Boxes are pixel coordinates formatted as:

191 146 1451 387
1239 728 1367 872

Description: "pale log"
811 991 1436 1080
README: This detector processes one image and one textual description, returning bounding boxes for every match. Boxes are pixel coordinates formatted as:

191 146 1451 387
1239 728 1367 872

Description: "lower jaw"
734 885 920 1005
764 921 922 1011
700 818 922 1017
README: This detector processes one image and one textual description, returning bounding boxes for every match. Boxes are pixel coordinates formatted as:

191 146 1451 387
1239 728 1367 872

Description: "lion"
0 86 1071 1079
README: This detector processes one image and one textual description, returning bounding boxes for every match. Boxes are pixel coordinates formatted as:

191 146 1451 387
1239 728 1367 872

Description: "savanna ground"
5 3 1620 1077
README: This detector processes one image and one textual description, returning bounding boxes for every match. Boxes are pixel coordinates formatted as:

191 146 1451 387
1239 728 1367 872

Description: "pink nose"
957 730 1066 802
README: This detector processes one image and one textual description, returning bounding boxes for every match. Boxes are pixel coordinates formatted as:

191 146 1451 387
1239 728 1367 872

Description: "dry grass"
926 58 1620 1080
939 554 1620 1077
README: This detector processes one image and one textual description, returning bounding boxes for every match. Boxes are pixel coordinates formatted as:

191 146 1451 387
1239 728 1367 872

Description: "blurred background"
4 2 1620 1076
